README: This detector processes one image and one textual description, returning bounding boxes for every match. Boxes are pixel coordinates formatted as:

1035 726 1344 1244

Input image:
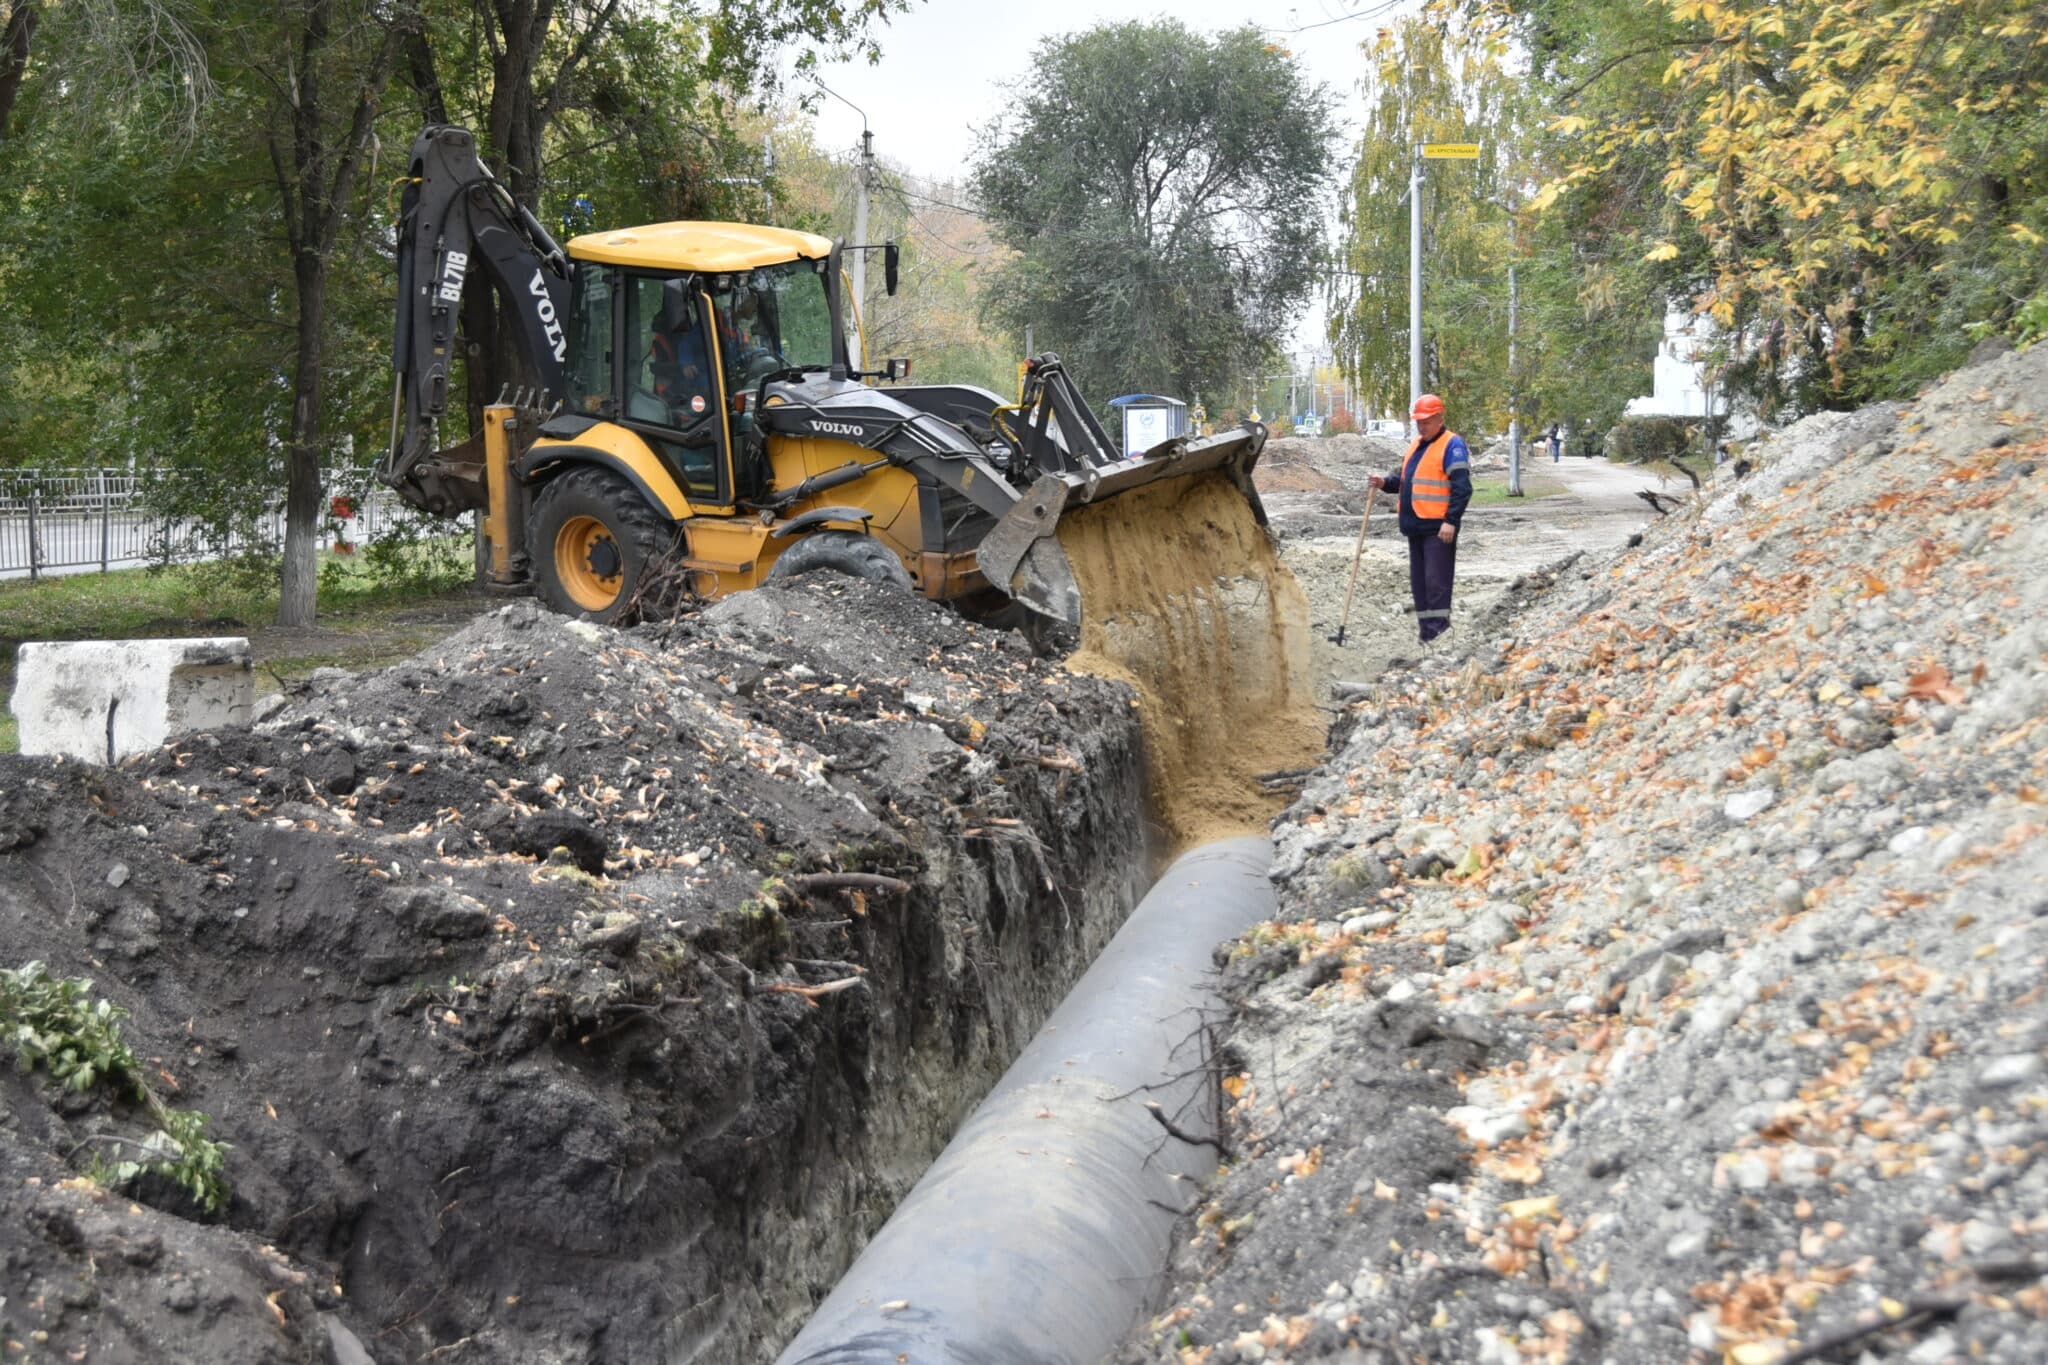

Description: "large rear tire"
765 530 914 592
528 466 679 623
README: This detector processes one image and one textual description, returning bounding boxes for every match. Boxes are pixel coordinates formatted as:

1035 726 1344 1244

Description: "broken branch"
1144 1100 1226 1153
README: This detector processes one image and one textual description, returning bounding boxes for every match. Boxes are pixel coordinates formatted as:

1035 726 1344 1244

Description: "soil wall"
0 578 1149 1362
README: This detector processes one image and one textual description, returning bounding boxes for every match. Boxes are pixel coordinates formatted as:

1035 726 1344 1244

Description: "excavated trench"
0 475 1318 1364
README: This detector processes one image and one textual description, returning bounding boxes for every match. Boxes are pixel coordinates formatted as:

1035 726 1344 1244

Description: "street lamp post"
1409 145 1424 433
1410 141 1480 435
1508 261 1521 497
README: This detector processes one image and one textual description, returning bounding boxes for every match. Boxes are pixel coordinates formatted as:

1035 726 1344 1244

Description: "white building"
1625 310 1725 419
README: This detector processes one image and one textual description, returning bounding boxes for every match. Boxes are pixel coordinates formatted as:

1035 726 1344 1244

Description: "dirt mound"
1 577 1150 1362
1057 471 1325 850
1122 344 2048 1361
1264 434 1406 490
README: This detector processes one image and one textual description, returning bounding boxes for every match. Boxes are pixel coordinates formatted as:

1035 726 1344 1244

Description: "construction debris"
1120 345 2048 1363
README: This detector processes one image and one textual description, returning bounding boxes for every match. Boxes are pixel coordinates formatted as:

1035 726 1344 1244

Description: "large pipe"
777 837 1274 1365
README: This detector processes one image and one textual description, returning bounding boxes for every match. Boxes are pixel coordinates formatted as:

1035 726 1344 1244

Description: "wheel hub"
555 515 624 613
585 537 622 580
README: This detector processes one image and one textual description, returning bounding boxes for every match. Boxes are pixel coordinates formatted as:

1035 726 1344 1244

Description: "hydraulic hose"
775 836 1274 1365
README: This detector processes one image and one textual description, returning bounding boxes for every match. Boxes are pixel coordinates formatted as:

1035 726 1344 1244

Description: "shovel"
1330 480 1380 646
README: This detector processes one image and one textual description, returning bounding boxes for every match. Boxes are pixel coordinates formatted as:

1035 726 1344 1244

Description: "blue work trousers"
1407 533 1457 642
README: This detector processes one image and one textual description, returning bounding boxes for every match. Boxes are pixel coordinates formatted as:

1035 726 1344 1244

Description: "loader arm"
385 125 573 511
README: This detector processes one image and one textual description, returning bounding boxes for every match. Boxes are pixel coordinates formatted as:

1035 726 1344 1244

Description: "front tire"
528 466 679 623
764 530 914 592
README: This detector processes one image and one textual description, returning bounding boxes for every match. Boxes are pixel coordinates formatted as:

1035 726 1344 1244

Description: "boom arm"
385 125 573 510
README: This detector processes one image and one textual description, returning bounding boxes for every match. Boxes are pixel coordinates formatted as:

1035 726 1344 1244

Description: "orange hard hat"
1412 393 1445 421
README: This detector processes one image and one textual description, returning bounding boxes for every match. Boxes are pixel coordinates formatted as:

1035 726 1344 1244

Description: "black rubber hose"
776 836 1274 1365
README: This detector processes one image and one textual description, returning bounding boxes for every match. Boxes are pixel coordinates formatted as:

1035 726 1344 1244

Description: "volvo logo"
529 269 567 362
810 420 865 438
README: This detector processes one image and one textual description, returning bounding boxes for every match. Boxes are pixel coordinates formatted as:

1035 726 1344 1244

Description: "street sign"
1421 143 1480 160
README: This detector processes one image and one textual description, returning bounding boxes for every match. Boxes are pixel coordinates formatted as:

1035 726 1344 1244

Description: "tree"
971 21 1336 406
257 0 409 626
1521 0 2048 410
1328 14 1661 436
0 0 35 138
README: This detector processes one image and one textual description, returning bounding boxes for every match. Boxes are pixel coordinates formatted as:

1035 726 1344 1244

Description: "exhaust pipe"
775 837 1274 1365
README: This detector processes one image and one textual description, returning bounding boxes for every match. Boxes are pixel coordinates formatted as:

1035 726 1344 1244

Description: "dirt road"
1257 438 1681 693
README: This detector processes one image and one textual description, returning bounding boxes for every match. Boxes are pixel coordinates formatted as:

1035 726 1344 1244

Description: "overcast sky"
801 0 1418 368
807 0 1409 184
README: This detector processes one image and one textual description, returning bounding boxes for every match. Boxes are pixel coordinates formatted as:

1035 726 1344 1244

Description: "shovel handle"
1335 481 1378 643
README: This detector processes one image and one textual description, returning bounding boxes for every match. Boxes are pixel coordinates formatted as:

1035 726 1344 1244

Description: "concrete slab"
12 637 253 763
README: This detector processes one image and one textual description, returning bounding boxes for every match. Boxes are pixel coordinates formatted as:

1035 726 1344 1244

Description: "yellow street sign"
1421 143 1481 160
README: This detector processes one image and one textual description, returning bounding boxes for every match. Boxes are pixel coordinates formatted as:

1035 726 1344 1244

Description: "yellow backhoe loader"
382 126 1271 629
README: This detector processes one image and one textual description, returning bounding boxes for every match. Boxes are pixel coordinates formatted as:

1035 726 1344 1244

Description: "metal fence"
0 468 417 582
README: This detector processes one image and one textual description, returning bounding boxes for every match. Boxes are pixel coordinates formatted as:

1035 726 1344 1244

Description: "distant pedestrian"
1376 394 1472 644
1548 425 1561 463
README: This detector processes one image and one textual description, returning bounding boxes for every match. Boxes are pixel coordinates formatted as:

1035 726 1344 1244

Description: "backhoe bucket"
976 423 1270 627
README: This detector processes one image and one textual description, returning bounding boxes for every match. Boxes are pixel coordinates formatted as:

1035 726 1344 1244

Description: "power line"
1261 0 1408 37
892 183 988 220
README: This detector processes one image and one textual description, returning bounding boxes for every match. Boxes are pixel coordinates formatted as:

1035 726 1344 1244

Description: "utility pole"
851 128 873 332
816 81 872 365
1508 261 1522 497
1409 141 1481 434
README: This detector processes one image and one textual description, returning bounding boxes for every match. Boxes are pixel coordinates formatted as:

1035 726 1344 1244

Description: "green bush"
2 961 231 1213
1605 416 1697 465
2017 293 2048 349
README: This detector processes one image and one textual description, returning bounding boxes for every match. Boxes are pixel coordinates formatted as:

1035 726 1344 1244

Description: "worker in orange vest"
1376 393 1473 644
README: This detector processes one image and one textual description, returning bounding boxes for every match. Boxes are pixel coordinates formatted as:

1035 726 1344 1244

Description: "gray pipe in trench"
776 835 1274 1365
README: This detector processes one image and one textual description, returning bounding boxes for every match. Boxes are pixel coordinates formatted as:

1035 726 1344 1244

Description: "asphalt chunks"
1060 470 1323 851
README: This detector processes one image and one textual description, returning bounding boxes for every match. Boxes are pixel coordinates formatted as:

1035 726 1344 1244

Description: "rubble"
1121 344 2048 1363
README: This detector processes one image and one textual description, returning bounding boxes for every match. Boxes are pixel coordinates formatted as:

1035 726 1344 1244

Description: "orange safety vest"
1405 429 1459 520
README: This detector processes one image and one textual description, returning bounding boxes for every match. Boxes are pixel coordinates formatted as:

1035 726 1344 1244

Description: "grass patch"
2 547 487 754
0 547 465 643
1470 469 1565 505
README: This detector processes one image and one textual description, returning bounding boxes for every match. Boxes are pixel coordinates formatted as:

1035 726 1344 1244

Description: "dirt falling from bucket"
1059 470 1324 851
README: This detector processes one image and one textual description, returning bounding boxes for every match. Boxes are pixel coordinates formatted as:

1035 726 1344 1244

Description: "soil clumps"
1 575 1149 1362
1122 345 2048 1362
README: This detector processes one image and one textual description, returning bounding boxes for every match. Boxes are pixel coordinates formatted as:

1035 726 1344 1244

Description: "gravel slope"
1122 342 2048 1364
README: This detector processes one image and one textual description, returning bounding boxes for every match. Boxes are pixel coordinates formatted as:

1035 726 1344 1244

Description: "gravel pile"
1122 342 2048 1363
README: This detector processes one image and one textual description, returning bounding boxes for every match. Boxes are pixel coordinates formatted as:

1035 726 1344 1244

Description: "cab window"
564 269 613 417
620 272 723 499
707 260 834 445
624 276 715 431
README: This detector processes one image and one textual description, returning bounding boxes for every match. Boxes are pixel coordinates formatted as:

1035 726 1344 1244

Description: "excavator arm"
385 125 573 512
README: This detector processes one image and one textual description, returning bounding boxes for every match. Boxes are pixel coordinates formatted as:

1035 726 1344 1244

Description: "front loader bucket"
974 419 1321 850
976 422 1270 626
